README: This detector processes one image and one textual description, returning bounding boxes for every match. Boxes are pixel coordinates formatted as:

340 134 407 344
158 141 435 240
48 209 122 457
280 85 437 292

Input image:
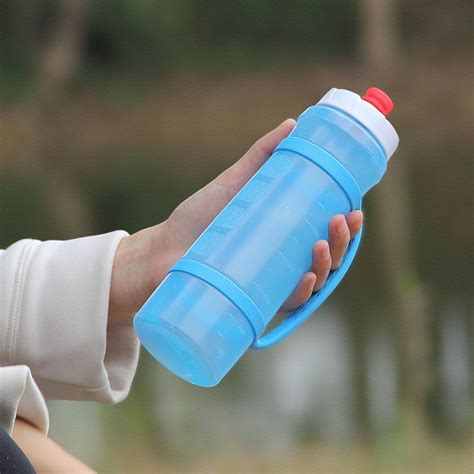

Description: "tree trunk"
28 0 92 238
359 0 431 439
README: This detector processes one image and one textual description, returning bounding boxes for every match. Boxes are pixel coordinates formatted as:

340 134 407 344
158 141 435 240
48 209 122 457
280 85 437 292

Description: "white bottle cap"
317 88 399 160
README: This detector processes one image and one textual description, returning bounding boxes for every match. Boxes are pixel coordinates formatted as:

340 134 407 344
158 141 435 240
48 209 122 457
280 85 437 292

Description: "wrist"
108 223 170 326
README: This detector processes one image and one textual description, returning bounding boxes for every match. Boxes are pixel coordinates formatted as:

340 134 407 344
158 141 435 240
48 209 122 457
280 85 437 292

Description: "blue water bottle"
134 87 399 387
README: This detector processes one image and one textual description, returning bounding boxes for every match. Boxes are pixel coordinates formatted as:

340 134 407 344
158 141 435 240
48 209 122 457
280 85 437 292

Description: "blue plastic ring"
275 137 362 209
169 259 266 338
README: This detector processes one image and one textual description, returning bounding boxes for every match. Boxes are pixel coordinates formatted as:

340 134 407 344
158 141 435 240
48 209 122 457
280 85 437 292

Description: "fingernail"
320 243 330 259
336 219 347 235
354 210 364 225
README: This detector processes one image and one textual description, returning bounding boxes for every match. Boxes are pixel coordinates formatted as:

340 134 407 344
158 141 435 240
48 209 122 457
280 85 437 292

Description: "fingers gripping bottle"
134 87 399 387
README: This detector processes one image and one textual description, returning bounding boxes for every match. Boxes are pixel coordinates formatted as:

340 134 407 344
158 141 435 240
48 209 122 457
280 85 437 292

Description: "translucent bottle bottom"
134 318 221 387
134 271 255 387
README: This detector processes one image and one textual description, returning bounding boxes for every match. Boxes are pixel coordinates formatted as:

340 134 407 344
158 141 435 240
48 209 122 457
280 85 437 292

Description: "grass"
99 437 473 473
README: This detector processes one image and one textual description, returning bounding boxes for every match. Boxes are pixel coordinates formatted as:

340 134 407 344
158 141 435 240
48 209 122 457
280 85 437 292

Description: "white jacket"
0 231 140 434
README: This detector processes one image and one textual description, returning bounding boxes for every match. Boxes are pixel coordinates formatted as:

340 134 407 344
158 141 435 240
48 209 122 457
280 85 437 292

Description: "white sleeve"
0 232 140 429
0 365 48 434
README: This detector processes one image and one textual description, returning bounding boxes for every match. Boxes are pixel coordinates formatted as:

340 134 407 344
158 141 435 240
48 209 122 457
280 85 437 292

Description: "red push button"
362 87 393 116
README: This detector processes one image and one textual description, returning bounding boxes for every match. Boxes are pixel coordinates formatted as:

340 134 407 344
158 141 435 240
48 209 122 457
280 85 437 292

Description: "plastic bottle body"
135 271 254 387
184 149 353 322
134 101 387 386
292 105 387 194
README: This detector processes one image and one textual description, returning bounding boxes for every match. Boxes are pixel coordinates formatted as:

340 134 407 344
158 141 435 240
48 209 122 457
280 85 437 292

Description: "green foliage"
1 0 357 83
85 0 357 74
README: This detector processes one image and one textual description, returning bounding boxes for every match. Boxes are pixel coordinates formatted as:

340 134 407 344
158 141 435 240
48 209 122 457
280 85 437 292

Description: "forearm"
12 418 95 473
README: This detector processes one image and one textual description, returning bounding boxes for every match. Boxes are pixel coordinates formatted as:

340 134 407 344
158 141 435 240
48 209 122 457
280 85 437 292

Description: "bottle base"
133 318 221 387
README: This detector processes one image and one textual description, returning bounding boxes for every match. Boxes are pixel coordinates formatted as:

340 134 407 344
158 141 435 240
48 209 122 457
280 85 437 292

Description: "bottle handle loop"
252 227 363 349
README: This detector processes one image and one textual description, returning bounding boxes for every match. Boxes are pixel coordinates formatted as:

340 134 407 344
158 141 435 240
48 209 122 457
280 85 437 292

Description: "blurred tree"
30 0 92 237
359 0 431 440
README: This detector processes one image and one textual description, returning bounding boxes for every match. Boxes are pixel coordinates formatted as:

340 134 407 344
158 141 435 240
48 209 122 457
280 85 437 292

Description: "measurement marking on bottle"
228 313 247 335
252 281 272 304
291 235 300 246
303 217 318 236
277 250 296 273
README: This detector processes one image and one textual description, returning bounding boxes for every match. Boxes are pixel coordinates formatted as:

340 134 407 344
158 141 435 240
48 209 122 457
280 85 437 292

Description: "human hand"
109 119 363 325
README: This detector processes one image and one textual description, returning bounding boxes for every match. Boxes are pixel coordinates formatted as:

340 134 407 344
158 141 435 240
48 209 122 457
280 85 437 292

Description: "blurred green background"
1 0 472 472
